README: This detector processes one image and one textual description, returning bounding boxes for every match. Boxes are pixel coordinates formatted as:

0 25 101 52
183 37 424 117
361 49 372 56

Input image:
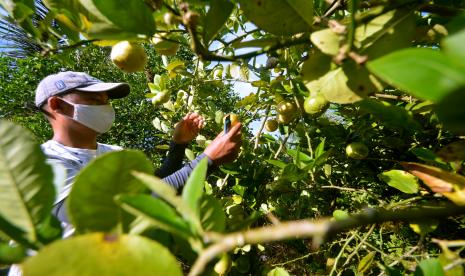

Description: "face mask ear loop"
55 97 77 120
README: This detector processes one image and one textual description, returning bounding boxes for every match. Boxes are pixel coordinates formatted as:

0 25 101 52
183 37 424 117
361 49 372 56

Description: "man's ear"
47 96 61 112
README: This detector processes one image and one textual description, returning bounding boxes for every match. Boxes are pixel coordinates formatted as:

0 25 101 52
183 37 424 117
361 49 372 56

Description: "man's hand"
172 113 205 144
204 123 242 165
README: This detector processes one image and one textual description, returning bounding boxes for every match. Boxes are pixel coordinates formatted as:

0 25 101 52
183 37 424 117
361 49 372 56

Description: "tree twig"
254 105 270 150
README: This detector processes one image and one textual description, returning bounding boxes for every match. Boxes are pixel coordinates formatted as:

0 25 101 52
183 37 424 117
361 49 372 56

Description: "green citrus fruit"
265 119 279 132
346 142 369 159
277 101 297 116
304 94 330 116
111 41 147 73
151 90 170 105
277 114 294 124
214 254 232 275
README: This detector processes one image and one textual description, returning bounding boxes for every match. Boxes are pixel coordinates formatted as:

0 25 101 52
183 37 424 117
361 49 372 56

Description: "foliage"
1 0 465 275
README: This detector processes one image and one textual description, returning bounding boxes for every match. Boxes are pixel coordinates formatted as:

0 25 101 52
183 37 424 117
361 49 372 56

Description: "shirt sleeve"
155 141 188 178
162 153 213 190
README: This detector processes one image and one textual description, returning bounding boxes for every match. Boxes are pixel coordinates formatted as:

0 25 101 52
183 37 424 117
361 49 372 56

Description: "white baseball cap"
35 71 130 108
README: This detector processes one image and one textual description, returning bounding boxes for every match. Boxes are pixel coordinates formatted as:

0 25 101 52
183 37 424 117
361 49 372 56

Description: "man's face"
45 91 111 135
55 91 110 118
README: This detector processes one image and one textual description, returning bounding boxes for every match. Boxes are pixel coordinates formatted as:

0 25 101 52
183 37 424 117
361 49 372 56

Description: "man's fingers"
226 123 242 137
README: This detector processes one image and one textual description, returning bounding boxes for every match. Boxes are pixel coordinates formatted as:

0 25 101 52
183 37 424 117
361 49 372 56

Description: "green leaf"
116 194 192 238
182 158 208 216
231 38 278 49
442 28 465 63
238 0 313 36
267 267 290 276
287 149 312 164
78 0 156 37
378 170 419 194
357 99 421 133
437 140 465 162
435 88 465 135
199 195 226 232
185 148 195 161
304 59 382 104
414 258 445 276
0 120 55 243
310 29 340 56
0 242 27 264
281 164 306 182
203 0 234 44
401 162 465 206
131 172 201 231
68 150 153 233
22 233 182 276
367 48 465 102
333 210 349 221
314 138 326 159
1 0 35 21
357 251 376 273
265 159 287 169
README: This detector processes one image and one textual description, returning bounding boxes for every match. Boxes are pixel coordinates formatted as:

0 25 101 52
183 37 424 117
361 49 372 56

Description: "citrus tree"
1 0 465 275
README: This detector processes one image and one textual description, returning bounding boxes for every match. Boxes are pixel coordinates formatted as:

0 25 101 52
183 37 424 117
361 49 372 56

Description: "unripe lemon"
277 114 294 125
151 91 170 105
152 34 180 56
265 119 279 132
214 254 232 275
304 94 329 116
346 142 369 159
277 101 297 116
111 41 147 73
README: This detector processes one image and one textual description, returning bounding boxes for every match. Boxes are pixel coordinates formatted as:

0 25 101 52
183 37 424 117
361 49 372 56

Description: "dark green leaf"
357 251 376 273
357 99 421 133
116 194 192 238
0 120 55 243
265 159 287 169
368 48 465 102
414 258 445 276
182 158 208 217
442 28 465 63
203 0 234 44
199 195 226 232
435 88 465 135
238 0 313 36
68 150 153 233
78 0 156 37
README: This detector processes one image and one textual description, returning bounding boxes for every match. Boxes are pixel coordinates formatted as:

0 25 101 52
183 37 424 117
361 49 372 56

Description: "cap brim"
75 83 130 99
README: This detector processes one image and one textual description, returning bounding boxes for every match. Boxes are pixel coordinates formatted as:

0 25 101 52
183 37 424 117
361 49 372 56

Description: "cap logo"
55 80 66 90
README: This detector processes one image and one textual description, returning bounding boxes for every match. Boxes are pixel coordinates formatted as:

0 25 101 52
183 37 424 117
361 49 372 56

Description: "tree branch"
188 204 465 276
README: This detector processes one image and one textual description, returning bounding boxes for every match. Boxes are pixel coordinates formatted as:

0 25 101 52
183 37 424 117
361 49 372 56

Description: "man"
35 71 242 226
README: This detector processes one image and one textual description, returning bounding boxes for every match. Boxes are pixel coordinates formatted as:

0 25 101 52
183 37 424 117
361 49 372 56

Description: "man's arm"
161 123 242 190
155 141 188 178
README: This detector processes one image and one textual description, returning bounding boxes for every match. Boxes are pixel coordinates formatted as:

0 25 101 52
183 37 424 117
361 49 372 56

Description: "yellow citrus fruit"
110 41 147 73
265 119 279 132
346 142 369 159
223 113 240 127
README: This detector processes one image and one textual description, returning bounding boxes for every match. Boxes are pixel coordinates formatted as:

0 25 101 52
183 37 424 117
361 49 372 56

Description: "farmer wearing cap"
35 71 242 228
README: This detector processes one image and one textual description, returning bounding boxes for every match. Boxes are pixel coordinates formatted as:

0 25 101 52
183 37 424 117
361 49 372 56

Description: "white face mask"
60 98 115 134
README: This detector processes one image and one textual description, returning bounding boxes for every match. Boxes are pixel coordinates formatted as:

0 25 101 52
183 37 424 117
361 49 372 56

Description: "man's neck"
52 130 98 150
